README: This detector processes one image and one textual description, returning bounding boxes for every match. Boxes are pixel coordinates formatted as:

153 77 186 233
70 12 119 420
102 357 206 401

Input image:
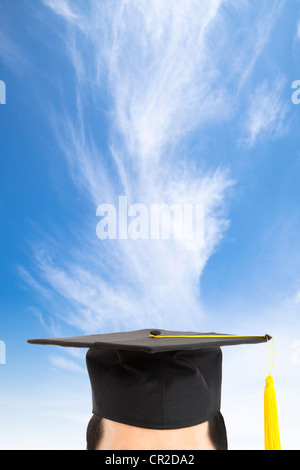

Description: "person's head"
28 328 272 450
86 412 228 450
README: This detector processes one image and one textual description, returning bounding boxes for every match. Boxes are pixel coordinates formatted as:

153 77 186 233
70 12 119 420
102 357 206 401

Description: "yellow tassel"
264 375 281 450
264 337 281 450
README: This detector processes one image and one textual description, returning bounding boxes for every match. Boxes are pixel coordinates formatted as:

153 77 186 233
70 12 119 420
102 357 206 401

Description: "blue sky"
1 0 300 449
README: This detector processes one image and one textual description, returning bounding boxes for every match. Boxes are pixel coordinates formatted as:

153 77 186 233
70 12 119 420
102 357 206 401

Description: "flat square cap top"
27 328 271 353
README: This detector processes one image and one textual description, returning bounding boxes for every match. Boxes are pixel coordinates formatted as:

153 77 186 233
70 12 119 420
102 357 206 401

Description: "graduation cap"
27 328 280 450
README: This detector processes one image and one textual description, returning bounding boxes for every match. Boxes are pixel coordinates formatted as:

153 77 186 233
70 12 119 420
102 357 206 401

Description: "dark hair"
86 415 104 450
86 411 227 450
208 412 228 450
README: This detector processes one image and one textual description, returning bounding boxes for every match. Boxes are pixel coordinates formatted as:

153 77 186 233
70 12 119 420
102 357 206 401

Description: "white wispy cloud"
49 355 86 373
22 0 286 335
42 0 78 20
242 77 288 147
231 0 284 91
103 0 227 161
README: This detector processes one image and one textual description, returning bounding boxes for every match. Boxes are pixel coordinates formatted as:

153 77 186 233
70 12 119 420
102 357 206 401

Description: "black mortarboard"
27 328 280 449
